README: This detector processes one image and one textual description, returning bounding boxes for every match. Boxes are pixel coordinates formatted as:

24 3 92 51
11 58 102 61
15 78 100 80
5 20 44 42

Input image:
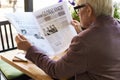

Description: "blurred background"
0 0 120 21
0 0 59 21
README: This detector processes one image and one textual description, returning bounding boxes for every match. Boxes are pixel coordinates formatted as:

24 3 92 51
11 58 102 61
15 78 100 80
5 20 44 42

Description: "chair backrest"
0 21 17 52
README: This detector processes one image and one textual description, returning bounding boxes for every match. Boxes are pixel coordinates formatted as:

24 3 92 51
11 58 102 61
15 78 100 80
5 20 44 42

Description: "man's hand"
15 34 32 51
71 20 82 33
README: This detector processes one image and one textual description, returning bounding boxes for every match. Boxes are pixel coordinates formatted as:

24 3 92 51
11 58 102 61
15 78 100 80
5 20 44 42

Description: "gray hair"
76 0 114 17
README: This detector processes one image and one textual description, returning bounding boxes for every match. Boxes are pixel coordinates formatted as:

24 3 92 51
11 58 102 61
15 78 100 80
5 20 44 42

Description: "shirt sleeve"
25 35 88 79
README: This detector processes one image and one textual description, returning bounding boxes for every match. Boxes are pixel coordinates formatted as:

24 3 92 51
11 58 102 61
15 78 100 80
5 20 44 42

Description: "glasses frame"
74 4 86 14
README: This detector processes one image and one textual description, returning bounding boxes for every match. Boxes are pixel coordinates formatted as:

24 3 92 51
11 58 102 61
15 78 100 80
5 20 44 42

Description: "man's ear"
86 4 93 17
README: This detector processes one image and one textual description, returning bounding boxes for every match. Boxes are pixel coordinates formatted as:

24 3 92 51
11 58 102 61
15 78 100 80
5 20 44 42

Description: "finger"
18 34 27 40
15 35 21 43
71 21 78 27
71 20 78 25
71 21 75 26
15 35 24 43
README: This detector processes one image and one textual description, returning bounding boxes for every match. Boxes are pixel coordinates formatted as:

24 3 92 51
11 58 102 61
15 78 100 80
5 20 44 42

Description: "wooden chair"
0 21 17 52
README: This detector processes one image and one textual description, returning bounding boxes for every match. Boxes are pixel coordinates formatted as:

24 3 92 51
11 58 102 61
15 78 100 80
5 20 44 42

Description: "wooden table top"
0 49 53 80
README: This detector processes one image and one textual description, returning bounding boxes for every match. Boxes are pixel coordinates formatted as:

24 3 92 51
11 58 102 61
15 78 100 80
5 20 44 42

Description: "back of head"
76 0 114 17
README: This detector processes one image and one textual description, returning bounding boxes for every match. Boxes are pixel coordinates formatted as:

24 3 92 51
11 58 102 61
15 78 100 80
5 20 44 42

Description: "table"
0 50 53 80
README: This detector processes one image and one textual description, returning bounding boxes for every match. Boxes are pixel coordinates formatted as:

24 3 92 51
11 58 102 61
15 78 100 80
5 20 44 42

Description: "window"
0 0 60 21
0 0 24 21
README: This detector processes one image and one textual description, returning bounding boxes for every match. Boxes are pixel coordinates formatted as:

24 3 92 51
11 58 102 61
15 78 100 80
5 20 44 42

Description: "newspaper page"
33 1 77 55
6 1 77 56
5 12 55 56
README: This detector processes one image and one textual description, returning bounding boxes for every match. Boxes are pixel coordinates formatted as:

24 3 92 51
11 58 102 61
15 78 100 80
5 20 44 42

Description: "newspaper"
6 1 77 56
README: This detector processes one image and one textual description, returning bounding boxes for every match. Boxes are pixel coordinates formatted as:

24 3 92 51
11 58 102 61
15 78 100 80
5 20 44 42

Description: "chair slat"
0 21 17 52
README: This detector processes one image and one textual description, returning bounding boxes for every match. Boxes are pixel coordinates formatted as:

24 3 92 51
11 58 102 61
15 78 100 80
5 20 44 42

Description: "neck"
86 15 96 28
